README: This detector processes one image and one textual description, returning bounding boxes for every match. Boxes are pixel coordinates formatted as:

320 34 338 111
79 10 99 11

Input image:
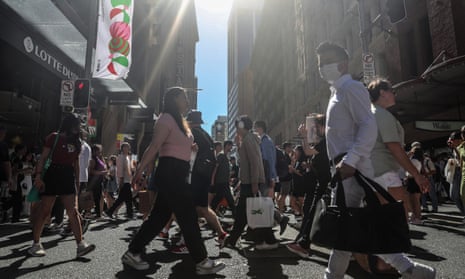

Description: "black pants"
91 179 103 217
296 180 328 249
3 186 22 222
128 157 207 263
210 183 235 218
228 184 277 245
107 182 133 217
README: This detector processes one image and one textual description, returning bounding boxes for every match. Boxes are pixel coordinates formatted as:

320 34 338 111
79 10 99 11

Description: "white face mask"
319 63 341 84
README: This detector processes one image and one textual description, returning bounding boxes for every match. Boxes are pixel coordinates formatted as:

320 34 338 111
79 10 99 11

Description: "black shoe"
81 219 90 234
279 216 289 235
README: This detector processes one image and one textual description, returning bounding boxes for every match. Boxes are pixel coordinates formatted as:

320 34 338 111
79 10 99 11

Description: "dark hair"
254 120 267 133
294 145 307 163
450 131 462 140
224 140 233 148
367 78 393 102
235 115 253 131
316 42 349 61
60 113 81 154
411 147 424 162
282 142 292 149
120 142 130 152
162 87 189 136
229 156 236 161
110 155 117 162
91 144 102 159
214 141 222 148
309 113 326 127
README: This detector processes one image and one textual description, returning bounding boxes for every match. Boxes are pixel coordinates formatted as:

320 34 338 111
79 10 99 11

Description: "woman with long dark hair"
121 87 225 275
29 113 95 257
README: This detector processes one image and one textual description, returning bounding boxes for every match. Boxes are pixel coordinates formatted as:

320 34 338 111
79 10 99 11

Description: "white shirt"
116 154 132 183
79 141 91 182
325 74 377 171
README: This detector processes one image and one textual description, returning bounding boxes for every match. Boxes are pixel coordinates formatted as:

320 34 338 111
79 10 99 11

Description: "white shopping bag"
246 195 274 229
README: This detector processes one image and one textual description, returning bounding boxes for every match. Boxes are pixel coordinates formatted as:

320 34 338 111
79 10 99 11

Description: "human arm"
385 142 429 193
132 121 171 185
74 158 80 192
33 147 51 190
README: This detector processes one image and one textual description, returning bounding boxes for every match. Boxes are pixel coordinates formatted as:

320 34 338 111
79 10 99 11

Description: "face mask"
319 63 341 84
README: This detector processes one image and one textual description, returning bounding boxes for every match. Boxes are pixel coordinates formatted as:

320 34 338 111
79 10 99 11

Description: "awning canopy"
391 55 465 144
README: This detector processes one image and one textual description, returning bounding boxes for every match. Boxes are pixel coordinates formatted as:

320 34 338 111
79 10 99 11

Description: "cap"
411 141 421 148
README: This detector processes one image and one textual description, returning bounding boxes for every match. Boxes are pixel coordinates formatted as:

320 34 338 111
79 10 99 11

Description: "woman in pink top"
120 87 225 276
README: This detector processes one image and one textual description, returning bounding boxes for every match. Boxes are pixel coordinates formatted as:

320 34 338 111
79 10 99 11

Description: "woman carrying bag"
29 114 95 258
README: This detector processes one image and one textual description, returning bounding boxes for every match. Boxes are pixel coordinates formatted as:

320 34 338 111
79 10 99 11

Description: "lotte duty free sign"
60 80 74 106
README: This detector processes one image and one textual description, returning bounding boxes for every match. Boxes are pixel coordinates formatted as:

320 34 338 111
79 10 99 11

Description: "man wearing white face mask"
317 42 435 279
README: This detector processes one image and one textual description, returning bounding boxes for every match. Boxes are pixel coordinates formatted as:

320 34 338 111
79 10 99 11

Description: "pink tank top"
157 113 193 162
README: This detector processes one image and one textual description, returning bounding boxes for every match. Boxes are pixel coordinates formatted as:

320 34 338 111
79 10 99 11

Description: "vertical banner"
93 0 134 80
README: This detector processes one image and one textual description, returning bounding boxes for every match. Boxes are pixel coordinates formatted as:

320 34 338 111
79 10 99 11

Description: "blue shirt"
325 74 377 171
260 134 277 181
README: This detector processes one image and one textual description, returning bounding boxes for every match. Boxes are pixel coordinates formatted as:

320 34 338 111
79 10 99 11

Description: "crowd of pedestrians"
4 42 465 278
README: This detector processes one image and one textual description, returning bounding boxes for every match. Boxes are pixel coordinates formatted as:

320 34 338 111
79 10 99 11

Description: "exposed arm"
33 147 51 190
132 122 171 184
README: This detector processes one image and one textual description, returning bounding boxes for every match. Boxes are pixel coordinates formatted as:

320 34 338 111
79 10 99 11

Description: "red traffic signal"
74 79 90 108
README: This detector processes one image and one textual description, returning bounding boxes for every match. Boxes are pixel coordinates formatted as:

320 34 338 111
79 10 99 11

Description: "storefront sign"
415 121 465 131
23 37 79 79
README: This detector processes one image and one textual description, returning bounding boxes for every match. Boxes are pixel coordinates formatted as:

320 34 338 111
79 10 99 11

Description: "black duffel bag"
310 170 411 254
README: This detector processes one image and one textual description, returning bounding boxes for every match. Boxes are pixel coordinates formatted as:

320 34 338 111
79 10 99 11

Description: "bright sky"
194 0 234 134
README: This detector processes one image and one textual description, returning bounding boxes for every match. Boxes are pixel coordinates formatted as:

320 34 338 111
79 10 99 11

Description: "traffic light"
386 0 407 24
74 79 90 108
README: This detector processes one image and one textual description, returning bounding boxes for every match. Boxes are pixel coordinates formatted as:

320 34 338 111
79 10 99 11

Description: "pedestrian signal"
74 79 90 108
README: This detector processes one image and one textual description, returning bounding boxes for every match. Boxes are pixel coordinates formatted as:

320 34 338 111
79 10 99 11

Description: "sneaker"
28 243 46 257
102 210 115 219
81 219 90 235
255 241 279 250
76 241 96 258
286 243 311 259
171 245 189 254
157 231 169 240
196 258 226 275
409 218 423 225
59 226 73 237
279 216 289 235
402 262 436 279
218 232 229 249
122 250 149 270
48 222 63 232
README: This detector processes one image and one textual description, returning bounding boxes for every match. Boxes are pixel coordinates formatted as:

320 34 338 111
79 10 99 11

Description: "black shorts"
191 174 210 207
406 177 421 194
42 164 76 196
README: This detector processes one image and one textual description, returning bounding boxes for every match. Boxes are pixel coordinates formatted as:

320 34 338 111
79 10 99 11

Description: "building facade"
244 0 465 148
211 115 228 142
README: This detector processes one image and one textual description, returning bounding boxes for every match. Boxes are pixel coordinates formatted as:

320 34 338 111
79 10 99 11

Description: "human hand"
252 183 259 195
336 162 356 180
413 173 430 194
298 123 307 137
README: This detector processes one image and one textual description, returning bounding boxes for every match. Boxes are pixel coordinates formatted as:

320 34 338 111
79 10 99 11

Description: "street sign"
60 80 74 106
362 53 375 85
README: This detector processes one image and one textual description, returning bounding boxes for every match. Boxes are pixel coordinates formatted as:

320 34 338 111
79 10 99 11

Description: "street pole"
357 0 375 84
357 0 369 54
85 0 99 79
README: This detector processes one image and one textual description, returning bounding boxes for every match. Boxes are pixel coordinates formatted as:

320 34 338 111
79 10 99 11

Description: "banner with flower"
93 0 133 80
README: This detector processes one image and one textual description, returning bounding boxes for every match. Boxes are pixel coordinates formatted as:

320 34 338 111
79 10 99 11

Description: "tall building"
211 115 228 142
227 0 263 139
248 0 465 148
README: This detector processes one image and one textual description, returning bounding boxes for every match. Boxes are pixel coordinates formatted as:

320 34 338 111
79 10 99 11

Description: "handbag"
246 193 275 229
26 133 60 202
310 171 411 254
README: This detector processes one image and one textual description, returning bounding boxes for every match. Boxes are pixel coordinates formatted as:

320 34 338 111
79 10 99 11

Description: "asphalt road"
1 203 464 279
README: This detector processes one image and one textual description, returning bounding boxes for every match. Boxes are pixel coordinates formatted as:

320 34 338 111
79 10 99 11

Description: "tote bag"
310 171 411 254
246 194 274 229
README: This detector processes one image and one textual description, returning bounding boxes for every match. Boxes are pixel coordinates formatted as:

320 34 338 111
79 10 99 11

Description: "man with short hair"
210 140 235 218
317 42 435 279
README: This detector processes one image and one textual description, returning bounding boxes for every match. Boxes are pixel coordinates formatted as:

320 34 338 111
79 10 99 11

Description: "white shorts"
374 171 403 190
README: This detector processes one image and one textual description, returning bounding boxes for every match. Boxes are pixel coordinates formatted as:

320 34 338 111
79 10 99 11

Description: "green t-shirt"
371 105 405 177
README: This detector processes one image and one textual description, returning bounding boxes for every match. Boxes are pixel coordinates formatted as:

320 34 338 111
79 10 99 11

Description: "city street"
1 203 464 279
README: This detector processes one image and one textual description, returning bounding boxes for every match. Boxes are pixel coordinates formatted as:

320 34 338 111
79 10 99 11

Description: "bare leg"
32 196 56 243
61 194 82 243
196 206 225 235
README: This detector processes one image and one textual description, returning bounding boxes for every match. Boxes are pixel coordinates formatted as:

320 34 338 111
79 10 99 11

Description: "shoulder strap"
48 132 61 160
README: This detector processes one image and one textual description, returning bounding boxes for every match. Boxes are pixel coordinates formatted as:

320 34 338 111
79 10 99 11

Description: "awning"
391 55 465 144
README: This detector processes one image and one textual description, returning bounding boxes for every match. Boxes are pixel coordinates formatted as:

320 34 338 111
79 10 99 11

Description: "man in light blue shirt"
318 42 435 279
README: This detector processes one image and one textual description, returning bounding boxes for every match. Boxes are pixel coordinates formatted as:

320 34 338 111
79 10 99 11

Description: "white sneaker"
28 243 46 257
196 258 226 275
121 250 149 270
76 241 96 258
402 262 436 279
255 242 279 250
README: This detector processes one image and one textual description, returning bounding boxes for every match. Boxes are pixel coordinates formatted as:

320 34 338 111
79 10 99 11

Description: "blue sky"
194 0 233 134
